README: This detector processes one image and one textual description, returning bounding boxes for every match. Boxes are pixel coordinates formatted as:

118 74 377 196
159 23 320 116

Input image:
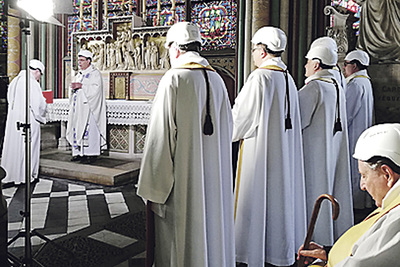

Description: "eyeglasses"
344 61 352 66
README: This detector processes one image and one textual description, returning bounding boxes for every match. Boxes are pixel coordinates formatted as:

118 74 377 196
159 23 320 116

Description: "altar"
46 98 152 159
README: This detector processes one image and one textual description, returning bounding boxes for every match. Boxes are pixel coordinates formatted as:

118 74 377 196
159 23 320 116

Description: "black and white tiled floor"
4 176 146 266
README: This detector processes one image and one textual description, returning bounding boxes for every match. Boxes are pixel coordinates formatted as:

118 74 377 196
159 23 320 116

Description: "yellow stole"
234 140 244 219
352 75 369 79
348 75 370 83
174 62 216 71
325 194 400 266
259 65 285 72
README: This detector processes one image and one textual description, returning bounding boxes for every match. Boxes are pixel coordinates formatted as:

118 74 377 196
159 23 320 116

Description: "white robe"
345 70 374 209
1 70 46 184
137 52 235 267
299 69 354 245
66 65 106 156
329 68 347 92
334 181 400 267
232 58 307 266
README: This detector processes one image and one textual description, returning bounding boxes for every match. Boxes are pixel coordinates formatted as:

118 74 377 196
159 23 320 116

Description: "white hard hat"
251 26 286 52
165 22 202 48
78 49 93 59
310 37 338 52
345 50 370 66
29 59 45 74
306 45 338 66
353 123 400 167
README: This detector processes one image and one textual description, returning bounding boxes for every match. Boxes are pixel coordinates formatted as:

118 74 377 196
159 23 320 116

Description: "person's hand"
71 82 82 90
297 242 327 264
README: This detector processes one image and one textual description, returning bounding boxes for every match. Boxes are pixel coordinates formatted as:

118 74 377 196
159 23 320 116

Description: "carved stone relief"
324 6 349 60
72 16 169 72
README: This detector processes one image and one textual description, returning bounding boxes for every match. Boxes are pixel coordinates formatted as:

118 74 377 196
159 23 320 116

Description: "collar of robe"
259 65 293 130
346 74 370 84
174 62 216 72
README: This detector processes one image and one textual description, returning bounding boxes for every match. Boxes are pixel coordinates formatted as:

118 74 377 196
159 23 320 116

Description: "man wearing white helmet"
299 45 354 245
310 37 347 91
137 22 235 267
344 50 375 210
298 123 400 267
1 59 47 186
66 49 106 163
232 26 307 267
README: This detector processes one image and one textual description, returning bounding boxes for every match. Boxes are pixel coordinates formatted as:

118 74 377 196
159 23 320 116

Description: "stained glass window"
146 0 237 50
192 1 236 50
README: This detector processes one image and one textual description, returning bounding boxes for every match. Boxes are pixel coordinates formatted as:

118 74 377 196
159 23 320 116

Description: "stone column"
58 121 69 150
252 0 271 33
249 0 271 74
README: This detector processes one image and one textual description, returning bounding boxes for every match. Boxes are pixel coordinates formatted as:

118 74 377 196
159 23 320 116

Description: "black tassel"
283 70 292 131
285 117 292 130
203 113 214 135
202 68 214 136
333 119 342 135
332 78 342 136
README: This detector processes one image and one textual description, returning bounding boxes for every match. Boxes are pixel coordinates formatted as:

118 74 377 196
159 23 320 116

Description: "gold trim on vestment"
234 140 244 220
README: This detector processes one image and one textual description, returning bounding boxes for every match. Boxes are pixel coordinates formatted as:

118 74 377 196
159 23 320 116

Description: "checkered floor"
3 176 146 266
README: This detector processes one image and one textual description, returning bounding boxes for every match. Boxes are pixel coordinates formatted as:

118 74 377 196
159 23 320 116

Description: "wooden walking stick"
145 201 155 267
298 194 340 267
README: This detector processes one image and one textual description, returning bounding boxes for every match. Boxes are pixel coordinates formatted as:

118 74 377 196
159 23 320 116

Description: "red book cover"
42 90 53 104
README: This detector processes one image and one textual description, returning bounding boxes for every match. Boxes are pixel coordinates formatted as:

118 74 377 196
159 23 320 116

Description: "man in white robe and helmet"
299 45 354 246
298 123 400 267
66 49 107 163
1 59 47 186
233 26 307 267
309 37 347 91
343 50 374 210
137 22 235 267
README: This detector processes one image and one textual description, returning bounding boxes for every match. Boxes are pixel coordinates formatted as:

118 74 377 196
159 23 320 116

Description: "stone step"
39 150 140 186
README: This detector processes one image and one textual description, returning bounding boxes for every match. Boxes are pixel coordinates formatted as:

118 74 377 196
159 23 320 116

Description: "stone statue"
115 35 125 70
134 42 142 70
355 0 400 62
106 43 111 70
160 48 170 70
109 43 117 70
126 28 135 53
150 41 159 70
97 42 106 70
144 41 151 70
124 50 135 70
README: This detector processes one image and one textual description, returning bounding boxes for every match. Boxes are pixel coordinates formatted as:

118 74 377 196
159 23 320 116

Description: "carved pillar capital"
324 5 349 60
